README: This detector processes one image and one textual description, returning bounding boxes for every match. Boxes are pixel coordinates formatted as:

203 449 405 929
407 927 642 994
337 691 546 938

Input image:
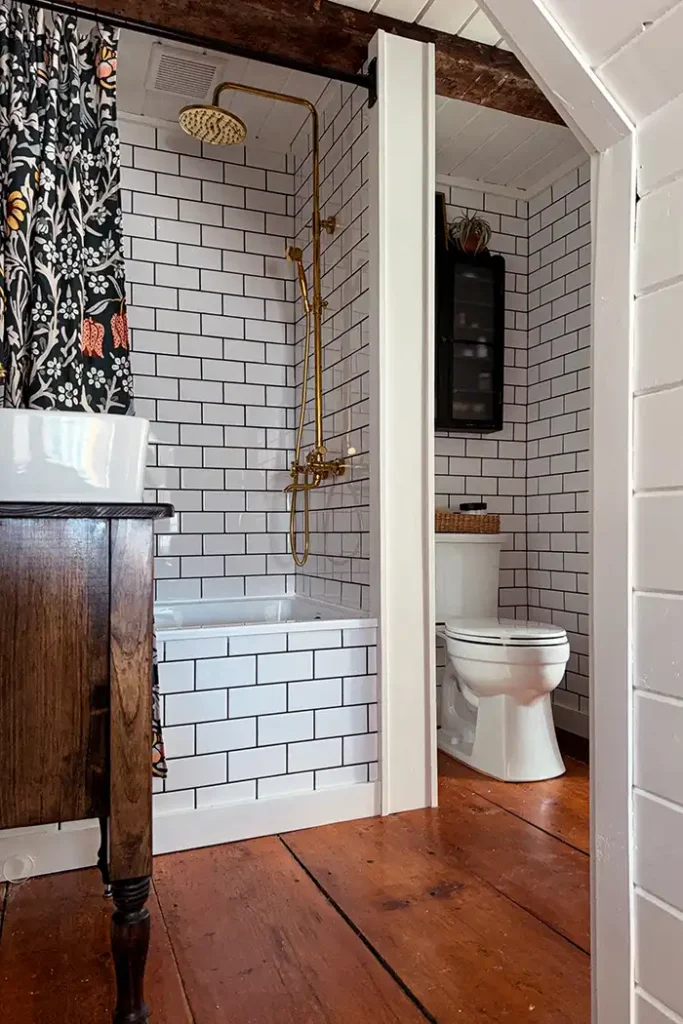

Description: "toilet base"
438 692 566 783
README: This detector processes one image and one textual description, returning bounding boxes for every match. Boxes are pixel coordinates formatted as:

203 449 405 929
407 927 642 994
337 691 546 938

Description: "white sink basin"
1 410 149 504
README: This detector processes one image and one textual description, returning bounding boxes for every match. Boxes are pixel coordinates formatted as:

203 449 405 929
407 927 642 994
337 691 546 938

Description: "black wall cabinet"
435 241 506 433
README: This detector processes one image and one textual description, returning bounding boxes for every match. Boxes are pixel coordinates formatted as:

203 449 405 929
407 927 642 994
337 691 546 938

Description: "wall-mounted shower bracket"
321 215 338 235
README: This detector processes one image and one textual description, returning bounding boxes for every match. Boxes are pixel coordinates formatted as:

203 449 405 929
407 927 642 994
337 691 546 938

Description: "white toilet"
436 534 569 782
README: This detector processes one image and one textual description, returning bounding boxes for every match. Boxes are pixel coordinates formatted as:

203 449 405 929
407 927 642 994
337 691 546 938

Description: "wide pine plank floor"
0 754 589 1023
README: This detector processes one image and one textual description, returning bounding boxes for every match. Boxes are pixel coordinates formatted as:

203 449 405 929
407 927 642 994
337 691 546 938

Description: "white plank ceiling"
436 96 583 189
329 0 510 47
116 30 330 151
116 26 584 192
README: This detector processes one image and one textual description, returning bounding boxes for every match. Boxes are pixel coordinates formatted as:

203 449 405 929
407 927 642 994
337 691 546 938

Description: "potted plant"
449 211 492 255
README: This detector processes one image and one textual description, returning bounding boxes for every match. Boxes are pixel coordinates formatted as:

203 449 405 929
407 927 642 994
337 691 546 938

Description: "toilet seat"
443 617 568 648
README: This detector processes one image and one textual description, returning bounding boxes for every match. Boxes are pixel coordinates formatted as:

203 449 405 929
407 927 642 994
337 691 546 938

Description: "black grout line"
278 835 438 1023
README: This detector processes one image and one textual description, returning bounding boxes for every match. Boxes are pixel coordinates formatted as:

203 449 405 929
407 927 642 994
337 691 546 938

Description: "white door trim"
590 136 636 1024
369 30 438 813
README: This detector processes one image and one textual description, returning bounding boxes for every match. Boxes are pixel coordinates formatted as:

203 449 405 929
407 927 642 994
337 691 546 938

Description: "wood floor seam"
456 784 590 856
460 867 591 957
151 877 196 1024
278 834 439 1024
392 804 590 952
0 882 8 946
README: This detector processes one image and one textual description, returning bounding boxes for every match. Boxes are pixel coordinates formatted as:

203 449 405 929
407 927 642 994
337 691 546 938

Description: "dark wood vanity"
0 501 172 1024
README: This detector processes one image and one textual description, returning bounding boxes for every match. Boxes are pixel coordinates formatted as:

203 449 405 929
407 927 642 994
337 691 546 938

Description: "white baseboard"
552 702 589 739
0 783 380 880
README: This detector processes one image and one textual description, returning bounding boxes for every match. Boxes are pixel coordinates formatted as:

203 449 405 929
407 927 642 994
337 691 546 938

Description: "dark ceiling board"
54 0 562 123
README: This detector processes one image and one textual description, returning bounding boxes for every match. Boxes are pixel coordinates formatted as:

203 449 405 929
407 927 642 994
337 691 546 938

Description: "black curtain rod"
17 0 377 99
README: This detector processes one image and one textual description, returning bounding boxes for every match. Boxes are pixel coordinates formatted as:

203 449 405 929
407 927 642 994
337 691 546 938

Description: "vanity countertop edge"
0 502 174 519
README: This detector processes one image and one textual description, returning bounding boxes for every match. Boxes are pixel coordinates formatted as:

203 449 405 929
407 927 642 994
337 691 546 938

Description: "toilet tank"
434 534 504 622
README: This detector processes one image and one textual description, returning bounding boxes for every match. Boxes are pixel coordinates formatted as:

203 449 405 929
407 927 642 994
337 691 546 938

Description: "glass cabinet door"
435 250 505 433
451 264 495 423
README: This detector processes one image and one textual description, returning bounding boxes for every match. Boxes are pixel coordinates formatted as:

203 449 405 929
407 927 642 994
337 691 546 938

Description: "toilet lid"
443 617 568 647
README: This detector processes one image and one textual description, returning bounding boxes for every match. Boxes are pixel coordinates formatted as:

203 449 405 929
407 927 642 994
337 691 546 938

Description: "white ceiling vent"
145 44 221 99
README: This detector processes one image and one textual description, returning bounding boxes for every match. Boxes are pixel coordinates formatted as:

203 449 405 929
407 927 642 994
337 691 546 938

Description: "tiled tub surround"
290 82 371 611
119 116 299 602
434 164 592 737
0 599 379 876
155 598 379 816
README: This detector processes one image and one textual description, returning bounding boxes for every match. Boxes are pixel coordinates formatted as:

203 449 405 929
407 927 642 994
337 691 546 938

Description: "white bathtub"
155 595 376 640
153 595 379 832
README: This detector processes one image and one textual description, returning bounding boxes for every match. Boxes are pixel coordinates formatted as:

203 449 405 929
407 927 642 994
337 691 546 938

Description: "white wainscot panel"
638 91 683 196
635 691 683 806
635 494 683 592
635 281 683 392
636 177 683 295
635 592 683 700
635 387 683 490
636 891 683 1020
636 790 683 913
636 993 680 1023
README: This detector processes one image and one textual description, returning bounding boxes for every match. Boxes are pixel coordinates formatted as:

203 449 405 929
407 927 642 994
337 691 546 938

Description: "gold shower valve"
306 447 345 480
287 449 346 488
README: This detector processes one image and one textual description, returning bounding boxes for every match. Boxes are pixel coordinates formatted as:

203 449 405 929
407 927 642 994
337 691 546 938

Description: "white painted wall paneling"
543 0 680 68
633 82 683 1024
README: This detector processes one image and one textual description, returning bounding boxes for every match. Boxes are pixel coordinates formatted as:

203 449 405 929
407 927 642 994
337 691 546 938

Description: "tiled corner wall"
436 183 529 621
290 83 371 612
436 165 592 736
527 164 591 734
119 116 298 602
155 624 378 812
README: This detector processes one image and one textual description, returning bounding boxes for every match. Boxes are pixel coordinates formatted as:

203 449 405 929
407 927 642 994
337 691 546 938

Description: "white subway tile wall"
155 625 378 808
436 166 592 734
120 117 298 601
290 82 371 611
527 164 591 724
436 186 530 622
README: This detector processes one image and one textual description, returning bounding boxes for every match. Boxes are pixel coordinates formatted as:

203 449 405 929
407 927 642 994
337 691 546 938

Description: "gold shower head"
178 103 247 146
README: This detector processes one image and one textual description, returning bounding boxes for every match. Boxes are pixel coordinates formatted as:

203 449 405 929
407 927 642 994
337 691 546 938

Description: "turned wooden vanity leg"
108 520 155 1024
111 876 151 1024
98 817 113 897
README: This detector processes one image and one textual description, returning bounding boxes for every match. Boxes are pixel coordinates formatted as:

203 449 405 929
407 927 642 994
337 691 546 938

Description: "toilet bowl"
438 618 569 781
435 534 570 782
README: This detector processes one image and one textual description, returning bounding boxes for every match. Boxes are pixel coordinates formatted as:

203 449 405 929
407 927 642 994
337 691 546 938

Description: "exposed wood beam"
57 0 562 123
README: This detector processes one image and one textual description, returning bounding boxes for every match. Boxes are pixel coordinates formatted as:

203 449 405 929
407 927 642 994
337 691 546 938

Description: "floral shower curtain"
0 1 166 780
0 0 132 410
